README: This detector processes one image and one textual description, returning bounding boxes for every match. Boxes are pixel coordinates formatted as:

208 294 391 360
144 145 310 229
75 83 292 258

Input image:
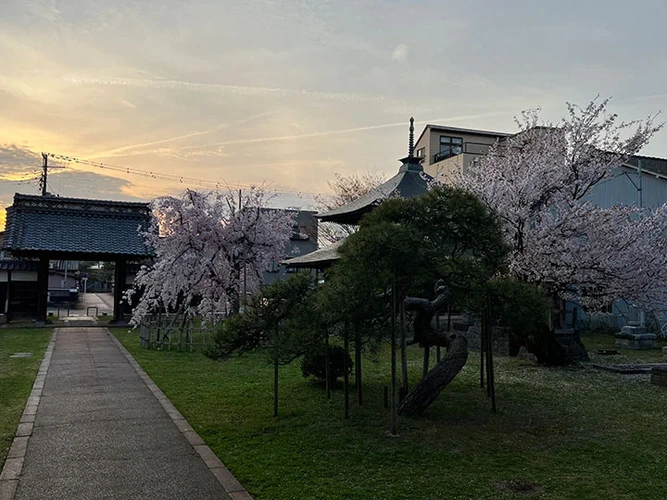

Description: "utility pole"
40 153 48 196
38 153 64 196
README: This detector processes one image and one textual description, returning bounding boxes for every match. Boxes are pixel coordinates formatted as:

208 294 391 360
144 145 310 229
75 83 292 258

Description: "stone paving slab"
26 420 193 461
36 392 165 425
17 458 227 500
4 327 246 500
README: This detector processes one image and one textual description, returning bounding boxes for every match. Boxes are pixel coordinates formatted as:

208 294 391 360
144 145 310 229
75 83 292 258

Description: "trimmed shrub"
301 345 352 385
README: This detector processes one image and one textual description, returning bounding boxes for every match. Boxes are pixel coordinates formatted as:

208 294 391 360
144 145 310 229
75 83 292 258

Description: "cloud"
86 110 279 159
0 168 149 230
0 144 39 166
168 111 510 151
63 75 390 105
0 144 41 181
391 44 408 62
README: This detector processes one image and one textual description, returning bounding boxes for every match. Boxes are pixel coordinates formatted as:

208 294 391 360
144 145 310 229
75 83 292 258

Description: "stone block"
517 346 538 363
621 325 647 335
651 367 667 388
0 479 18 500
615 332 656 350
554 329 590 362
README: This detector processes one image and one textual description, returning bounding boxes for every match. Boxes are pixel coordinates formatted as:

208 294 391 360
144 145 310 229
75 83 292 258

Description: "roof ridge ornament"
398 117 423 173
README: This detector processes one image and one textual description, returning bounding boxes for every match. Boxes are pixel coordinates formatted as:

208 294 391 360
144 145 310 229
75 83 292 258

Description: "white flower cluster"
457 97 666 310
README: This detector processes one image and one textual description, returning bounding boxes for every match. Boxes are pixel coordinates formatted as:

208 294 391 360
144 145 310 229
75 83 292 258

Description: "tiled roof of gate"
2 194 154 257
0 259 39 271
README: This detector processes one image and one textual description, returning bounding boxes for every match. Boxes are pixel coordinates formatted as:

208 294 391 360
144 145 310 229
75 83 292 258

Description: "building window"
267 260 280 273
434 136 463 163
416 147 425 158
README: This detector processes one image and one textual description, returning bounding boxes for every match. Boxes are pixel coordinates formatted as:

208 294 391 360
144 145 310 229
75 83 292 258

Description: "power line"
47 152 322 200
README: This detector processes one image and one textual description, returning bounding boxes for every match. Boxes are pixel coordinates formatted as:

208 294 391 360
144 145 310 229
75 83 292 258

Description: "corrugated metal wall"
587 165 667 209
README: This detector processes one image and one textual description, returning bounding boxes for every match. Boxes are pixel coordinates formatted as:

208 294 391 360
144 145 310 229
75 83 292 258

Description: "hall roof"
2 194 154 259
316 163 433 225
281 239 344 269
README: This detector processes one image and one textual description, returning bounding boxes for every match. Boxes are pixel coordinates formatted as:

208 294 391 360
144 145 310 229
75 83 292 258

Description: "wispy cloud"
172 111 509 150
64 75 390 105
86 111 280 159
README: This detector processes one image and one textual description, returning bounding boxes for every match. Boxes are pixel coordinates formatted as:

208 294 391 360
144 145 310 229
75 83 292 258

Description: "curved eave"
316 204 378 224
316 167 432 226
281 240 344 269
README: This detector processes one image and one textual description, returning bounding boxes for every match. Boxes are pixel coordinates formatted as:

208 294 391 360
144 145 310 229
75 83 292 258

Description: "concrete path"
1 328 250 500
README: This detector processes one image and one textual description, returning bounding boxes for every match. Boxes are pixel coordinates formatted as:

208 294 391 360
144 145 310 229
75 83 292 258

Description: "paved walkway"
1 328 249 500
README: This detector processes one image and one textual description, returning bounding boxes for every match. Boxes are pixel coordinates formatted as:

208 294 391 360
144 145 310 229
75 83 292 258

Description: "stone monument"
615 323 656 350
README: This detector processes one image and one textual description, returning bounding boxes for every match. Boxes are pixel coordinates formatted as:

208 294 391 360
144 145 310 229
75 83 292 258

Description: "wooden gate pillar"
37 255 49 322
112 259 128 323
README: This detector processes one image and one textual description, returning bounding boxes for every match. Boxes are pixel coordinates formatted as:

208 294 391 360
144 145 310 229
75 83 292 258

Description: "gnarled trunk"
400 284 469 416
398 333 468 416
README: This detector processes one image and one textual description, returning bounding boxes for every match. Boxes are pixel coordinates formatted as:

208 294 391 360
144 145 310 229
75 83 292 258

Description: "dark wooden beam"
112 259 128 323
37 256 49 322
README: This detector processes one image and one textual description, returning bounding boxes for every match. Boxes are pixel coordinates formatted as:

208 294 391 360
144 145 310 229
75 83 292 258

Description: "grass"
581 331 666 365
113 328 667 500
0 328 51 469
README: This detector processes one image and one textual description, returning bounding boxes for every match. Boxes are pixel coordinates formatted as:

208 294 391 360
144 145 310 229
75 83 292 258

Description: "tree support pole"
355 329 362 406
480 315 485 390
273 359 279 417
343 323 350 419
484 307 497 412
400 299 409 392
422 346 430 379
436 310 441 363
325 332 331 400
390 284 398 435
274 322 280 417
484 310 493 397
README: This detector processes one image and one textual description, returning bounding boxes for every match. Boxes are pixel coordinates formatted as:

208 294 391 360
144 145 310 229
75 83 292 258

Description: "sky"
2 0 667 227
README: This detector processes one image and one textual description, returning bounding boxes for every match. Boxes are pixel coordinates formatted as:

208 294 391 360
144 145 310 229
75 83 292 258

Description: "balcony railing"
432 142 492 164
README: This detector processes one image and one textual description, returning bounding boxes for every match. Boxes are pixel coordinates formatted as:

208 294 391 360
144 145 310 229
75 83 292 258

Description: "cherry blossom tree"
127 188 295 325
457 98 666 313
314 171 385 245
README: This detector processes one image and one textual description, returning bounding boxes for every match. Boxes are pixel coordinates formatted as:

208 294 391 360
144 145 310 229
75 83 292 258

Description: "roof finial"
408 117 415 157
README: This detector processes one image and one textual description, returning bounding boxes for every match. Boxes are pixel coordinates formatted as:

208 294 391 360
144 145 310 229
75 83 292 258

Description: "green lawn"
0 328 51 469
113 328 667 500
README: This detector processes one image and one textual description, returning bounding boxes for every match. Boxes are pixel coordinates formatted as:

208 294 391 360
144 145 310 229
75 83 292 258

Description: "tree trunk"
398 334 468 416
